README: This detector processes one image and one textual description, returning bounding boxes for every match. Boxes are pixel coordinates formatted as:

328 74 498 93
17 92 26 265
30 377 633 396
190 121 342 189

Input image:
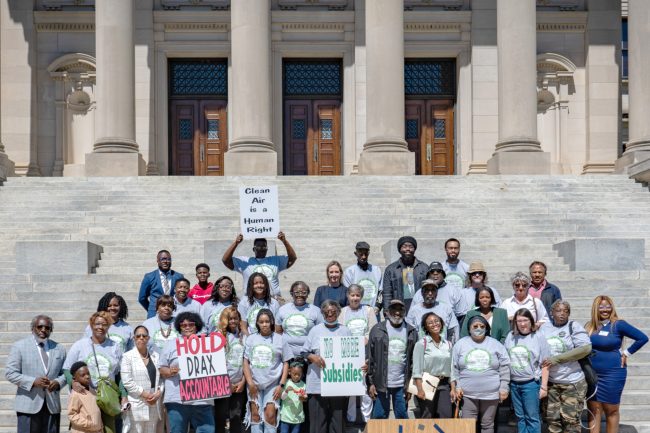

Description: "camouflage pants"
544 379 587 433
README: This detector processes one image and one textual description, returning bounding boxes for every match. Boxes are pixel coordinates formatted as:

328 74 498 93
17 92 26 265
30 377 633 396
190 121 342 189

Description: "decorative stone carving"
537 23 586 33
277 0 348 10
280 23 345 32
404 23 461 33
40 0 94 10
161 0 230 10
36 23 95 32
536 0 583 11
164 23 229 32
403 0 464 10
47 53 97 176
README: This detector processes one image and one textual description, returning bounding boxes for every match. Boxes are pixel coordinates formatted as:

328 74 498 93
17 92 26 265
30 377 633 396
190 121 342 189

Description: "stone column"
487 0 550 174
225 0 276 176
0 12 15 183
358 0 414 175
617 0 650 173
86 0 144 176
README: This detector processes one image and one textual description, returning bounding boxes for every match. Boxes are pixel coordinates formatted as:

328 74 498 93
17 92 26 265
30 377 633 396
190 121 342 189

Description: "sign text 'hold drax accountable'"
177 332 231 403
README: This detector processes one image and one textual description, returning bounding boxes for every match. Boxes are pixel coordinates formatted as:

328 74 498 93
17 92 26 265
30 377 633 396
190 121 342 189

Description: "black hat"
355 241 370 250
427 261 446 278
397 236 417 251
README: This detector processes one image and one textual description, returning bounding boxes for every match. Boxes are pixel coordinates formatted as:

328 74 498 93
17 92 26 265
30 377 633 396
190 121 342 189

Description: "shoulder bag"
91 344 122 417
569 321 598 400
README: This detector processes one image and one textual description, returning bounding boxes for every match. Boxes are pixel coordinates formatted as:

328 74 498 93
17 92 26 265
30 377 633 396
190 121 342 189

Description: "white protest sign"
239 186 280 240
320 335 366 397
176 332 231 402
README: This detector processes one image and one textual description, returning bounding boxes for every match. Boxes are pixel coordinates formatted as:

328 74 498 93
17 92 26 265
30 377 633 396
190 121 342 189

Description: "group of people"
5 234 648 433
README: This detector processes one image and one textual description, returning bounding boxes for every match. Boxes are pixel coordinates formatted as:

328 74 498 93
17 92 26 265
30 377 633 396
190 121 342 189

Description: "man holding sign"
222 232 297 301
301 300 366 433
159 312 229 433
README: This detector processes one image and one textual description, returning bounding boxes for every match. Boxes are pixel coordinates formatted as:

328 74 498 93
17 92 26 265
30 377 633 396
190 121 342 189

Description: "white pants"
347 394 373 423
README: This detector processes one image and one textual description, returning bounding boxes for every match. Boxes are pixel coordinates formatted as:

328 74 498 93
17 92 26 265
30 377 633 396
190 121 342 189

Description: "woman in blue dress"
586 295 648 433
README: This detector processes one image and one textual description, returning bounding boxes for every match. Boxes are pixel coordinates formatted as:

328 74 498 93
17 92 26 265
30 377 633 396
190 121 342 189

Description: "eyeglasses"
180 322 196 329
513 283 528 288
134 334 149 339
598 306 612 311
218 284 233 289
158 257 172 262
292 291 308 296
36 325 52 331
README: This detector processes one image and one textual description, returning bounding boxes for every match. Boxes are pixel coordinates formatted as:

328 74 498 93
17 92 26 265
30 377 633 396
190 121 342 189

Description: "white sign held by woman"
239 186 280 239
320 335 366 396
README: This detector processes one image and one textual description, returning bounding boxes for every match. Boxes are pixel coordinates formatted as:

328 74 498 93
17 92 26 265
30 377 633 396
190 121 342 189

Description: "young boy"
188 263 213 305
280 361 307 433
68 361 103 433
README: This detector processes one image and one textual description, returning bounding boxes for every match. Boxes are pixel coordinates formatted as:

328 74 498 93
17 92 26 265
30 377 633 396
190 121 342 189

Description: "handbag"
569 321 598 399
408 372 440 401
92 344 122 417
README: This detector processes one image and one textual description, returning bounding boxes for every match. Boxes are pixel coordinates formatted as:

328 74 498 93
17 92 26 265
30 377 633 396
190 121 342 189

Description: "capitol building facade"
0 0 646 179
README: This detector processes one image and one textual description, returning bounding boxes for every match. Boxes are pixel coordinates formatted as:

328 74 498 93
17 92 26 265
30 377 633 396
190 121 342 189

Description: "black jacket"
539 281 562 315
382 257 429 310
366 321 419 394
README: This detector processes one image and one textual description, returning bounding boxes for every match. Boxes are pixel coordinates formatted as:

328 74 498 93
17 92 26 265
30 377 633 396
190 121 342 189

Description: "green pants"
544 379 587 433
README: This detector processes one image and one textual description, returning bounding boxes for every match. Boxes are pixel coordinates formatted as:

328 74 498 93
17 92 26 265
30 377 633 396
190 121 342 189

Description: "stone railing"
403 0 463 10
277 0 349 10
39 0 94 10
161 0 230 9
536 0 582 11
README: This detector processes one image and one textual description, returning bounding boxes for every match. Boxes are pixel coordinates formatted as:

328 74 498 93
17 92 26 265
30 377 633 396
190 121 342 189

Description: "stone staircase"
0 175 649 432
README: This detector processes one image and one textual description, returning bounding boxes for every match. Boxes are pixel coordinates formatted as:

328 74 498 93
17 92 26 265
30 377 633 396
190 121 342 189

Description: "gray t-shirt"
340 306 373 338
343 263 383 308
141 316 180 353
405 301 459 342
226 332 245 384
84 319 133 353
237 298 280 334
173 297 202 317
63 337 123 388
451 336 510 400
159 338 214 406
443 260 469 293
386 323 408 388
410 285 462 316
244 332 285 389
277 303 322 358
457 286 502 316
539 321 590 384
300 323 351 394
232 255 289 297
201 301 234 333
504 331 551 382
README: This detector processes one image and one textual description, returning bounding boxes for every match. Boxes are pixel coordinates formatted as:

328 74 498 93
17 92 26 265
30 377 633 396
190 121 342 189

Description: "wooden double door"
170 99 227 176
405 100 455 175
284 99 341 175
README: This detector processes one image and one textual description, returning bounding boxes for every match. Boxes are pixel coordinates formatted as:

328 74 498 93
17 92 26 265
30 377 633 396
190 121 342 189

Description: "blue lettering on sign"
434 424 446 433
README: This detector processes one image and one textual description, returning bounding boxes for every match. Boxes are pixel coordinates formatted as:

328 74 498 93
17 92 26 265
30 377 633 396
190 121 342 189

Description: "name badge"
598 331 609 337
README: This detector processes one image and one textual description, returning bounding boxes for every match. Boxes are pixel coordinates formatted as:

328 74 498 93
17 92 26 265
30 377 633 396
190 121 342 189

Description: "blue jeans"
510 379 542 433
165 403 215 433
279 421 301 433
372 387 408 419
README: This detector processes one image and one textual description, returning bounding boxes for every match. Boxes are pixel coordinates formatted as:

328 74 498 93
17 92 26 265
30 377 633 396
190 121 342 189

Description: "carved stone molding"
404 23 461 33
277 0 348 11
161 0 230 10
536 0 582 11
280 22 345 32
40 0 94 10
537 23 585 32
164 22 229 32
404 0 464 11
36 22 95 32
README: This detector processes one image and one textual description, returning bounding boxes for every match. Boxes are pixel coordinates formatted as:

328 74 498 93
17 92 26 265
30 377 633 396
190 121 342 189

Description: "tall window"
622 18 628 79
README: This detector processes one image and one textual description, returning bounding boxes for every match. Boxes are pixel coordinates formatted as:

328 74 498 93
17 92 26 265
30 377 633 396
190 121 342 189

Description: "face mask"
325 318 338 326
471 328 486 337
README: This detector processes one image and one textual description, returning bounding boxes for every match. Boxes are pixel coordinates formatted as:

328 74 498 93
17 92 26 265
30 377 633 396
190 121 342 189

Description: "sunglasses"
134 334 149 339
36 325 52 331
180 322 196 328
513 283 528 288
